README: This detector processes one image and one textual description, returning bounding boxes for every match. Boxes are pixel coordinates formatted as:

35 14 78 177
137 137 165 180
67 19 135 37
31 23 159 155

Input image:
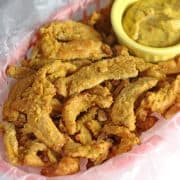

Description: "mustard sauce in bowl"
111 0 180 62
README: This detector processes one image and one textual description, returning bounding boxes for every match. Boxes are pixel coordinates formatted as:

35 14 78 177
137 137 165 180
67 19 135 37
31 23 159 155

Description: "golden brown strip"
6 65 35 79
101 125 139 155
32 35 112 60
0 122 19 165
55 55 138 97
111 77 158 131
41 157 80 177
40 20 102 41
64 139 111 165
62 86 112 135
136 75 180 122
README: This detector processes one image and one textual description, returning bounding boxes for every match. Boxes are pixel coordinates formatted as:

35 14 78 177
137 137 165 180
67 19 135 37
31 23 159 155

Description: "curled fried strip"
3 75 34 122
0 122 19 165
75 107 101 142
101 125 140 155
136 75 180 122
10 64 66 152
23 141 57 167
55 55 138 96
41 157 80 177
111 77 158 131
64 139 112 165
62 86 112 135
75 125 92 145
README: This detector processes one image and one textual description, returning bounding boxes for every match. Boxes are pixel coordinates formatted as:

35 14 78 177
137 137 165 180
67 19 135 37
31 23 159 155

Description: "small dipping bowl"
111 0 180 63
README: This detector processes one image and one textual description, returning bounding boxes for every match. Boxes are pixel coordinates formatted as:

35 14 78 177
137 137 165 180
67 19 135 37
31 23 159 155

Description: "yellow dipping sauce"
123 0 180 48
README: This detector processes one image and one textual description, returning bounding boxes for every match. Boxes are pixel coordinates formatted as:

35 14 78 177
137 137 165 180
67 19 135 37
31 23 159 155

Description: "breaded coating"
22 58 58 69
76 107 101 139
85 119 102 137
55 55 138 96
0 122 19 165
9 64 66 152
134 57 153 72
111 77 158 131
6 65 35 79
3 75 34 123
136 75 180 122
62 86 112 135
144 57 180 78
40 20 102 41
64 139 112 165
44 60 77 82
23 141 57 167
51 98 62 115
11 60 76 82
165 97 180 119
75 124 92 145
101 125 139 155
112 79 130 98
41 157 80 177
32 35 112 60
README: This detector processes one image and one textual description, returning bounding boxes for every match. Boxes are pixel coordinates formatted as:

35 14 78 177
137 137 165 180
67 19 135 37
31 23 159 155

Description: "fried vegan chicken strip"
3 75 34 123
33 35 112 61
136 75 180 122
10 64 65 152
13 60 77 82
32 21 108 60
55 55 138 96
62 86 112 135
0 122 19 165
111 77 158 131
39 20 102 41
23 141 57 167
75 107 101 144
144 57 180 78
101 125 140 155
3 61 76 124
64 139 112 165
41 157 80 177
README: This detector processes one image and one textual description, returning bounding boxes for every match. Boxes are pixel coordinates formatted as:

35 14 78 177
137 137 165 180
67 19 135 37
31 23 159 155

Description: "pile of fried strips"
0 8 180 177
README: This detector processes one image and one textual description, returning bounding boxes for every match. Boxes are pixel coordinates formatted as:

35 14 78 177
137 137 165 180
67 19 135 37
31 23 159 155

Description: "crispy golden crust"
63 139 112 165
23 141 57 167
144 57 180 78
9 64 66 152
32 35 112 60
75 124 92 145
40 20 102 41
62 86 112 135
55 55 138 96
6 65 35 79
101 125 139 155
32 20 106 60
0 122 19 165
152 57 180 75
41 157 80 176
136 75 180 122
111 77 158 131
3 75 34 122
